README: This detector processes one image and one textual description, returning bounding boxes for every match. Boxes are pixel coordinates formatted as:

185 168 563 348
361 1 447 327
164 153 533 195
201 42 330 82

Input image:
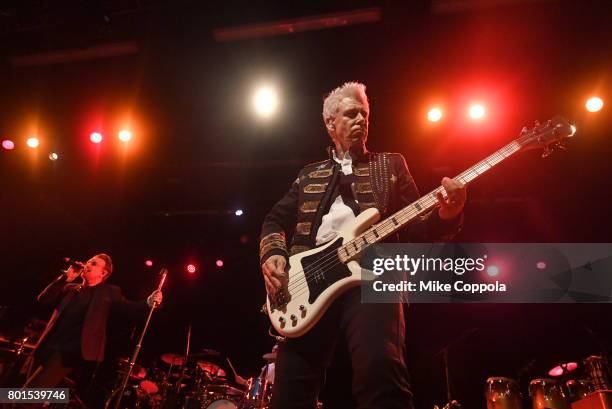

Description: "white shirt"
315 151 358 245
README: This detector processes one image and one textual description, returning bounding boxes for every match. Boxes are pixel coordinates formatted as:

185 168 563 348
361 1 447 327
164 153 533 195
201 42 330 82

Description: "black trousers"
270 287 413 409
24 352 73 388
23 350 104 408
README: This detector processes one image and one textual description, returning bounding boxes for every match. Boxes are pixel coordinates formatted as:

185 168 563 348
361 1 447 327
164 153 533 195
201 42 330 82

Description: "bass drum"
204 399 238 409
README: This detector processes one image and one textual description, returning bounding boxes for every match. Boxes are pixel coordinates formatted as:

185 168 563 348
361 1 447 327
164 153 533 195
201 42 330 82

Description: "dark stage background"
1 1 611 408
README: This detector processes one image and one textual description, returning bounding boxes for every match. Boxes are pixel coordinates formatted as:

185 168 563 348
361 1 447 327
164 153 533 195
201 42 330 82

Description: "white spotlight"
26 137 40 148
252 86 278 118
468 104 485 120
427 107 443 122
118 129 133 142
49 152 59 161
585 97 603 113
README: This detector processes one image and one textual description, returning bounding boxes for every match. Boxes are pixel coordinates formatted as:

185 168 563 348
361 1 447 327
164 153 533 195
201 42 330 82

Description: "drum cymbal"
548 362 578 377
139 380 159 395
263 344 279 362
262 352 277 362
197 361 222 375
224 385 244 396
117 357 147 379
161 353 187 366
205 383 243 396
188 349 222 359
161 349 222 366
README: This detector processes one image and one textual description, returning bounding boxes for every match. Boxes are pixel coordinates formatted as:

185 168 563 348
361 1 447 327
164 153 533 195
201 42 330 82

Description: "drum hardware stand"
110 268 168 409
584 325 611 389
435 328 479 409
174 324 192 395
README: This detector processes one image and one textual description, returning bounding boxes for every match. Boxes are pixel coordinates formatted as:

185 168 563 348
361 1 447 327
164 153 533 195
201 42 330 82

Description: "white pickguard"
266 208 380 338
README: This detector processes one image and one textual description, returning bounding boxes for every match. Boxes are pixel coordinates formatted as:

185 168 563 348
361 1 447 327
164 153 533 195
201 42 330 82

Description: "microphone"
63 257 85 269
53 258 84 283
157 268 168 291
149 268 168 308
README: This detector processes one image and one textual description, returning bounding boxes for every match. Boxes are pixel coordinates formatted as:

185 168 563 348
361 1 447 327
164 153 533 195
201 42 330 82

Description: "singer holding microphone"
23 253 163 389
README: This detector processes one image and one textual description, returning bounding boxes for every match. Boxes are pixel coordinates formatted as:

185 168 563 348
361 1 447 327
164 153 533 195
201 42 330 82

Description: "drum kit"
485 355 611 409
105 346 278 409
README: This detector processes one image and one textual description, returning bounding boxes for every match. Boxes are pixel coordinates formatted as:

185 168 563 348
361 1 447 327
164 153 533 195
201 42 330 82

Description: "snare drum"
203 398 238 408
529 378 570 409
485 377 523 409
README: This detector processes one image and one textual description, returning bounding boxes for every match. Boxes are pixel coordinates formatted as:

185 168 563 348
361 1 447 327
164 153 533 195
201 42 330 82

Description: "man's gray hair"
322 82 369 122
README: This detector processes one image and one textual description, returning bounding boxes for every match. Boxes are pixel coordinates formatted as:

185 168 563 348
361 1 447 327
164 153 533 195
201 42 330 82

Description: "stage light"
186 263 197 274
468 104 485 119
536 261 546 270
235 209 244 216
118 129 133 142
1 140 14 150
252 86 278 118
427 108 443 122
549 362 577 377
585 97 604 113
26 137 40 148
90 132 103 144
49 152 59 161
216 259 224 268
145 259 154 267
486 265 499 276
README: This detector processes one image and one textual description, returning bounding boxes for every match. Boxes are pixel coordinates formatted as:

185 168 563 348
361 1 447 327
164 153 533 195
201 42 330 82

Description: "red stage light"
1 140 14 150
145 259 154 267
90 132 103 144
486 265 499 276
468 104 485 120
427 108 443 122
216 259 224 268
585 97 604 113
186 263 197 274
536 261 546 270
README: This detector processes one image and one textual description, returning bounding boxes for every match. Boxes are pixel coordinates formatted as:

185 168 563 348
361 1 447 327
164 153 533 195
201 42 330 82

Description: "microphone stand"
175 324 192 394
434 328 479 409
111 268 168 409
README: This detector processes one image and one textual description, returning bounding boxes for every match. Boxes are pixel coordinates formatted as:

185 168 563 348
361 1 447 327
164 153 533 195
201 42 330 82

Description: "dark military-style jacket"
259 148 463 264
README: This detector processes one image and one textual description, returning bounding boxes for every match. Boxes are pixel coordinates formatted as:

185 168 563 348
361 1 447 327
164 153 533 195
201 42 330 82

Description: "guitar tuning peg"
541 145 552 158
520 126 529 135
546 119 552 127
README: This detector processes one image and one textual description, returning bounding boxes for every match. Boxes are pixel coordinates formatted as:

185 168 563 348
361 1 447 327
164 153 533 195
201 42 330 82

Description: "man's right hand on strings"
262 255 289 297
